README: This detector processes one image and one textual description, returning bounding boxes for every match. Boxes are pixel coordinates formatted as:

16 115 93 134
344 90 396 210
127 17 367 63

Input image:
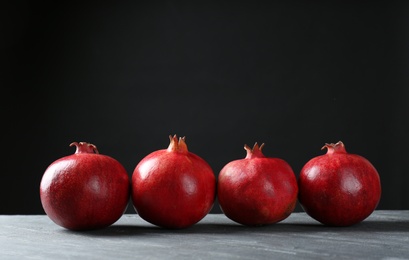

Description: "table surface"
1 211 408 259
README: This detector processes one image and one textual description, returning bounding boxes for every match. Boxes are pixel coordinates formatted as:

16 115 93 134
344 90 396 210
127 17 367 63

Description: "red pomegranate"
217 143 298 226
298 141 382 226
40 142 130 230
131 135 216 229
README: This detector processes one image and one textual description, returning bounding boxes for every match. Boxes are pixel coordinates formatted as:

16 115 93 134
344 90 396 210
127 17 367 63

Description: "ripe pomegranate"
40 142 130 230
298 141 381 226
131 135 216 229
217 143 298 226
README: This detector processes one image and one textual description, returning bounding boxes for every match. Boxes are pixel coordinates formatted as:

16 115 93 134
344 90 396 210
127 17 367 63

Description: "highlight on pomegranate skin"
131 135 216 229
217 142 298 226
298 141 382 226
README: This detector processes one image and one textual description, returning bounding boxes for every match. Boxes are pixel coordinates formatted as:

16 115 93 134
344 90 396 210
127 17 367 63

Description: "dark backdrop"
3 0 408 214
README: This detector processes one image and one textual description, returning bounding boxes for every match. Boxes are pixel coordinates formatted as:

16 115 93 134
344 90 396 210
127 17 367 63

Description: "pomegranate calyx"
244 142 266 159
70 142 99 154
321 141 347 155
167 135 188 153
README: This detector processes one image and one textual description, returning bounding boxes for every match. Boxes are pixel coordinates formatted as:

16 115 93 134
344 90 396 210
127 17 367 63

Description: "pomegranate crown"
167 134 188 153
70 142 99 154
244 142 265 159
321 141 347 154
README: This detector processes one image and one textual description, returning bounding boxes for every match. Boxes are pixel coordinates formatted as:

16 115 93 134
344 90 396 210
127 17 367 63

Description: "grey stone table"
0 211 408 259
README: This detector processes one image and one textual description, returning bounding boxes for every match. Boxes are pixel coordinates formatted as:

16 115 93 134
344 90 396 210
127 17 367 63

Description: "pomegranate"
131 135 216 229
298 141 381 226
40 142 130 230
217 143 298 226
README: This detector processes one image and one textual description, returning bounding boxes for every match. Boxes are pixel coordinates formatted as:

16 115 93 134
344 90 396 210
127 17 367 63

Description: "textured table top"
1 211 408 259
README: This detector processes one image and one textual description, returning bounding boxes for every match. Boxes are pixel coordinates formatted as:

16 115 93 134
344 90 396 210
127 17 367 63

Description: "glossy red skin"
217 145 298 226
132 138 216 229
298 144 381 226
40 147 130 230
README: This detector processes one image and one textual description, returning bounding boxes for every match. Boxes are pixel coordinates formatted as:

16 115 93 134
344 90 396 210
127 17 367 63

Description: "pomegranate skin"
217 143 298 226
298 141 381 226
131 135 216 229
40 142 130 230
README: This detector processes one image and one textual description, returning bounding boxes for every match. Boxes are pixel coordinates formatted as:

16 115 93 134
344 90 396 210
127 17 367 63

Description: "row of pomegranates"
40 135 382 231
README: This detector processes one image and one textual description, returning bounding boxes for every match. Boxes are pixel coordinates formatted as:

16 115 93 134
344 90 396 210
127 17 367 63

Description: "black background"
3 0 408 215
